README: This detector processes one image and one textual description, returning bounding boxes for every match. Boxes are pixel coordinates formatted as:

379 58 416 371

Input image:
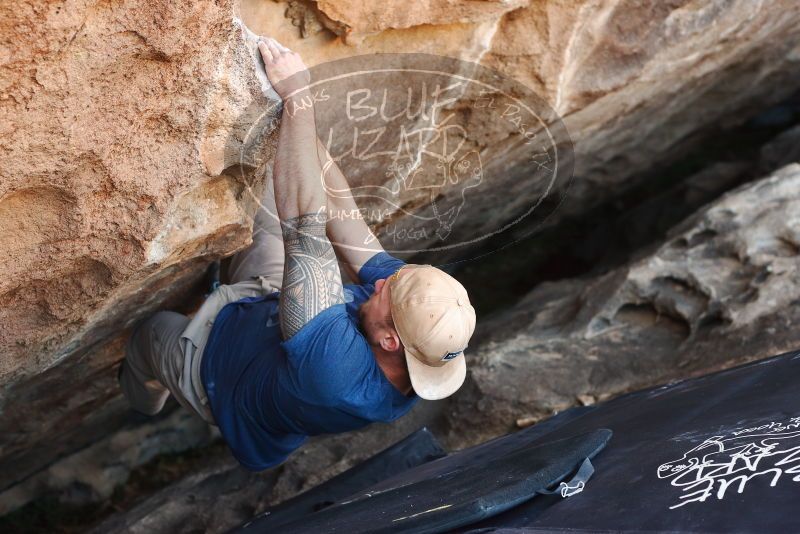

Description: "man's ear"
380 331 402 353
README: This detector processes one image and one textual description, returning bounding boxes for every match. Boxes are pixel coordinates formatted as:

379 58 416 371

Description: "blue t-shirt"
201 251 417 471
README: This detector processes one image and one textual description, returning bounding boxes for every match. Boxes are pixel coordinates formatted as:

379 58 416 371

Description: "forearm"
274 94 346 340
279 213 344 340
273 93 327 221
257 38 345 340
315 137 384 282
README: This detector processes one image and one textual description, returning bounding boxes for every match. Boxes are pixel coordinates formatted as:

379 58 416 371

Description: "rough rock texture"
293 0 531 45
0 0 283 495
4 0 800 513
0 0 285 382
446 163 800 447
239 0 800 257
0 408 218 516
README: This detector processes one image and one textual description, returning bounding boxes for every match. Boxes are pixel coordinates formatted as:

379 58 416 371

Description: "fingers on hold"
258 42 273 62
267 40 281 55
267 36 288 52
258 37 296 64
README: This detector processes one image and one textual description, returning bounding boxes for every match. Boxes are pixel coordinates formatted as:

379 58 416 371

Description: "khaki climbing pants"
119 178 285 423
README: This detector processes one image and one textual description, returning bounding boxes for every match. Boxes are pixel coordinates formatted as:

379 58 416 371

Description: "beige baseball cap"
388 265 477 400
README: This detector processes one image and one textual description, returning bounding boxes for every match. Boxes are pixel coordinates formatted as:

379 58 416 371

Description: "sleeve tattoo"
279 212 345 340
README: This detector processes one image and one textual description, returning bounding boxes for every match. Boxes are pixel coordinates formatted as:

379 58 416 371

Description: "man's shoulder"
280 304 379 395
282 304 368 361
357 251 407 286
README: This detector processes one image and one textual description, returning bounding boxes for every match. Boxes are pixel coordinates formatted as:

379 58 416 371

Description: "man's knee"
125 311 186 372
120 310 188 415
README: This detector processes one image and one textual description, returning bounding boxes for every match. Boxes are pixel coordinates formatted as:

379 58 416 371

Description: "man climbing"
118 37 476 470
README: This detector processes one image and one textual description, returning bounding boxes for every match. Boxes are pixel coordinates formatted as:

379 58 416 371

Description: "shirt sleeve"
357 251 407 286
279 304 383 407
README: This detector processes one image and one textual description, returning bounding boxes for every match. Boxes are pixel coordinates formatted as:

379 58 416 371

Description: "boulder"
0 408 217 516
0 0 282 493
240 0 800 258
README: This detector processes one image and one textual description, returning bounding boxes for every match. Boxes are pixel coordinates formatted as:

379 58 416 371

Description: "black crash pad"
239 428 446 531
249 429 610 534
236 350 800 533
463 349 800 533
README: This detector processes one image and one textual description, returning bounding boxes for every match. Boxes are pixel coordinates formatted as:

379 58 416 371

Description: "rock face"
0 0 282 493
0 0 283 382
3 0 800 513
0 408 217 515
240 0 800 257
446 163 800 447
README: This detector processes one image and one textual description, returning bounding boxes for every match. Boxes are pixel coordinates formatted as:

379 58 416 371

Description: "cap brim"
404 346 467 401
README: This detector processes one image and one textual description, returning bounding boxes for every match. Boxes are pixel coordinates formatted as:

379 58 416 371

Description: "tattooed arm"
278 214 344 340
259 38 344 340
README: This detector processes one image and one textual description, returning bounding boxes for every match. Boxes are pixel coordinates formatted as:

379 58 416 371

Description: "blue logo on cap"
442 350 462 361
